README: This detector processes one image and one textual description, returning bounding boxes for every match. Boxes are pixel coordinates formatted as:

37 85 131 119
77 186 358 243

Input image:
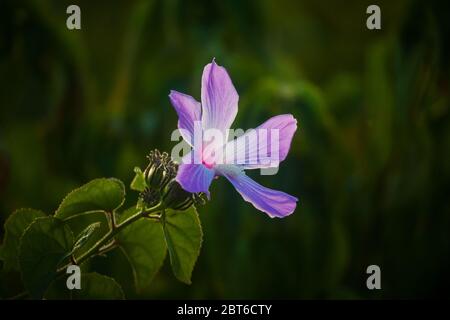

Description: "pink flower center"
202 160 215 169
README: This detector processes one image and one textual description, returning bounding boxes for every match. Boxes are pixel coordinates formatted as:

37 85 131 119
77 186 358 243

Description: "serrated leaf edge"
163 207 203 285
18 216 74 298
54 178 126 218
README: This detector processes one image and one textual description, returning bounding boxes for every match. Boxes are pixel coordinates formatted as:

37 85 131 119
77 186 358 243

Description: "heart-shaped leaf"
19 216 74 299
0 209 46 272
163 206 202 284
44 272 125 300
55 178 125 219
116 207 166 291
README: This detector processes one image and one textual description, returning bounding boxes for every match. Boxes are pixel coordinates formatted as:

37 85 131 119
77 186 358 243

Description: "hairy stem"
57 204 163 273
10 205 163 300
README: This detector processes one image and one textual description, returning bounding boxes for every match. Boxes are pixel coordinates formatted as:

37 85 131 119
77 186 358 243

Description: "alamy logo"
66 265 81 290
366 5 381 30
366 265 381 290
66 5 81 30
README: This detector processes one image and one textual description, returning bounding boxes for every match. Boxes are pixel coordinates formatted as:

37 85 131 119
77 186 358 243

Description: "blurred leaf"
116 207 166 291
163 206 202 284
55 178 125 219
19 217 73 299
365 41 393 169
44 272 125 300
0 209 46 272
130 166 146 192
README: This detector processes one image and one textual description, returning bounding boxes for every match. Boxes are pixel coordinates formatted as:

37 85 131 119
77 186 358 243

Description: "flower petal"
219 167 298 218
201 60 238 140
176 163 215 196
223 114 297 169
169 90 202 145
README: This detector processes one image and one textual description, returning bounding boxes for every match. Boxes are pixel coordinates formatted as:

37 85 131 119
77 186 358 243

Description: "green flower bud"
162 180 194 211
137 149 208 211
193 192 208 206
144 150 177 191
139 187 161 208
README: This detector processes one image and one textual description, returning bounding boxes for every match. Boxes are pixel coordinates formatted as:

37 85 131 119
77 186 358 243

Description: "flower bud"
138 149 208 211
144 150 177 191
162 180 194 211
139 187 161 208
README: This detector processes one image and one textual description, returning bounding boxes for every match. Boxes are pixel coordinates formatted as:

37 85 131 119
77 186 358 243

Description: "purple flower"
169 60 298 218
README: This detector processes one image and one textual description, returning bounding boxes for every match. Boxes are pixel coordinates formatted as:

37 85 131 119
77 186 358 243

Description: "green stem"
57 203 163 273
106 210 117 231
10 205 164 299
79 204 162 263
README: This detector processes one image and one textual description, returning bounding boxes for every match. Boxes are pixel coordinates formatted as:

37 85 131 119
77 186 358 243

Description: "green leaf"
72 222 101 253
163 206 202 284
19 216 74 299
130 167 146 192
63 212 110 259
44 272 125 300
55 178 125 219
0 209 46 272
117 207 167 291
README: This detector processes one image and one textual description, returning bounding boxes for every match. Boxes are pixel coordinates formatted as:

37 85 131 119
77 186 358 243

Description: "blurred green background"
1 0 450 299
